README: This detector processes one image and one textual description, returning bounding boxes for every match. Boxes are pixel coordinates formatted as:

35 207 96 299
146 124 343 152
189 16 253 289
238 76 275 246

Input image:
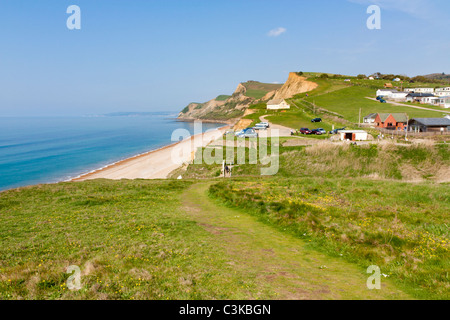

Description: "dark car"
300 128 312 135
311 118 322 123
380 99 387 103
329 127 346 134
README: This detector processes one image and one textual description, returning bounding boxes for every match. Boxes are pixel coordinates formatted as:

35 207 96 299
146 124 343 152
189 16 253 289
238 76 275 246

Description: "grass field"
242 81 282 100
215 95 231 101
0 179 415 300
302 86 447 123
210 177 450 300
0 180 264 300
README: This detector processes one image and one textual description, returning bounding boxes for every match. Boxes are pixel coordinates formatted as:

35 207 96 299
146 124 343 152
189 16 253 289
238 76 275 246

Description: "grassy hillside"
210 177 450 300
0 179 415 300
0 180 263 300
303 86 446 123
243 76 450 133
215 95 231 101
174 139 450 182
240 81 283 99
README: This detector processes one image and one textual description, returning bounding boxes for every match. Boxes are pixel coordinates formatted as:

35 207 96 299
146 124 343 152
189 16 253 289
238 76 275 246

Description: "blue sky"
0 0 449 116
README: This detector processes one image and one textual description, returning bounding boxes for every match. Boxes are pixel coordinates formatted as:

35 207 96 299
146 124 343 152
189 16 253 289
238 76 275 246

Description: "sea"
0 113 224 191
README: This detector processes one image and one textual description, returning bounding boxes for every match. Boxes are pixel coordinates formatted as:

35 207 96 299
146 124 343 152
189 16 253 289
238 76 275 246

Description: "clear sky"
0 0 449 116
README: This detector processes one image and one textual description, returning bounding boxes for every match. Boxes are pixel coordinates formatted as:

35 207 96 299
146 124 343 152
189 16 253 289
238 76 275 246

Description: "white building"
422 96 439 105
414 88 435 94
435 88 450 97
339 130 368 141
376 89 397 98
390 92 408 101
267 99 290 110
363 113 377 124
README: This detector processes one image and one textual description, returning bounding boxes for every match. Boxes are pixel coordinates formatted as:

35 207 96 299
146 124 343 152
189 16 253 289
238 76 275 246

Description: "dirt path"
366 97 450 114
259 115 293 137
182 182 411 300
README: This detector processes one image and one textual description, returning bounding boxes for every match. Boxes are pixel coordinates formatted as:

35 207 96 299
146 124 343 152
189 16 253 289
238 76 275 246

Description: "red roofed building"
375 113 408 130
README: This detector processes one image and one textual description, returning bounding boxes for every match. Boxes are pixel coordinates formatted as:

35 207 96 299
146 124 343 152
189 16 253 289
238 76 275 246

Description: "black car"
311 118 322 123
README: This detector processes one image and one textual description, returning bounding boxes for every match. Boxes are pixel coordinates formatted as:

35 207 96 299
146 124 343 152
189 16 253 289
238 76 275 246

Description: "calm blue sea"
0 114 223 191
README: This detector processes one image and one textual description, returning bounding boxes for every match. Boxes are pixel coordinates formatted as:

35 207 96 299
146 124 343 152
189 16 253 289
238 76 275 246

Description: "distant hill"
422 73 450 81
104 112 173 117
178 81 284 121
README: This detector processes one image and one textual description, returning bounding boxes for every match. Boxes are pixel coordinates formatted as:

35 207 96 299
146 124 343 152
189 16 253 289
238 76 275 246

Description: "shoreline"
71 124 230 182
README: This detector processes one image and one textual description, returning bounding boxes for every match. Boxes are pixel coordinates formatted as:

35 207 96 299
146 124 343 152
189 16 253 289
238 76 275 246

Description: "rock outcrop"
178 83 255 121
271 73 318 101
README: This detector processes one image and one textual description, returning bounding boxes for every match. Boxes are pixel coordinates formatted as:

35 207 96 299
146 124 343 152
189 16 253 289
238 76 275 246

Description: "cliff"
271 73 318 101
178 81 272 121
178 73 317 121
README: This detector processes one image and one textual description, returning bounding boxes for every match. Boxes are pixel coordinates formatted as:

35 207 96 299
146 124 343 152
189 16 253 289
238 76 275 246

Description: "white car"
254 123 268 130
235 128 258 138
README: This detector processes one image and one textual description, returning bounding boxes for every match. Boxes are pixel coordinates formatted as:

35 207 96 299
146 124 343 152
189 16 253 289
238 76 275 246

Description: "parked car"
329 127 346 134
235 128 258 138
223 130 234 136
254 123 268 130
376 96 383 100
259 122 270 128
380 99 387 103
300 128 312 135
312 128 326 135
311 118 322 123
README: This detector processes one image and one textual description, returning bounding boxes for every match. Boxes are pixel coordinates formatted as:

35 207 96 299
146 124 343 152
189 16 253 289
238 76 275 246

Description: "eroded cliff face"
178 73 318 121
271 73 318 101
178 83 253 121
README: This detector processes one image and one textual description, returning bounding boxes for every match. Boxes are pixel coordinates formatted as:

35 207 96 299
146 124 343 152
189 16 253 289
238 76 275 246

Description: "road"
366 97 450 114
258 115 294 137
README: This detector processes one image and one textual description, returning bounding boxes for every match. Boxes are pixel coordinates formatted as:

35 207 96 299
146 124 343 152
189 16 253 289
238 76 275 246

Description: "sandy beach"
72 125 230 181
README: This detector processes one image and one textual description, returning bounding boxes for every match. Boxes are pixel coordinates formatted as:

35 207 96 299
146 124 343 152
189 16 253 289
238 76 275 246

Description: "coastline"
71 124 230 182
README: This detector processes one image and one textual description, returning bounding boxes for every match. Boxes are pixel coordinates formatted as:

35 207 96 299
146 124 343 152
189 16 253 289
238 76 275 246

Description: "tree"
357 74 367 79
320 73 329 79
412 76 428 83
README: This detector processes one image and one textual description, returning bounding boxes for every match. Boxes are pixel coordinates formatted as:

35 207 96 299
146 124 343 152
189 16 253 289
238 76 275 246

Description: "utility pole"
405 114 409 141
359 108 361 127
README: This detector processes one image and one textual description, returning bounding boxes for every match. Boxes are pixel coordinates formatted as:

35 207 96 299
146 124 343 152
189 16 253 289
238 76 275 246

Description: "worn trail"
181 182 411 300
